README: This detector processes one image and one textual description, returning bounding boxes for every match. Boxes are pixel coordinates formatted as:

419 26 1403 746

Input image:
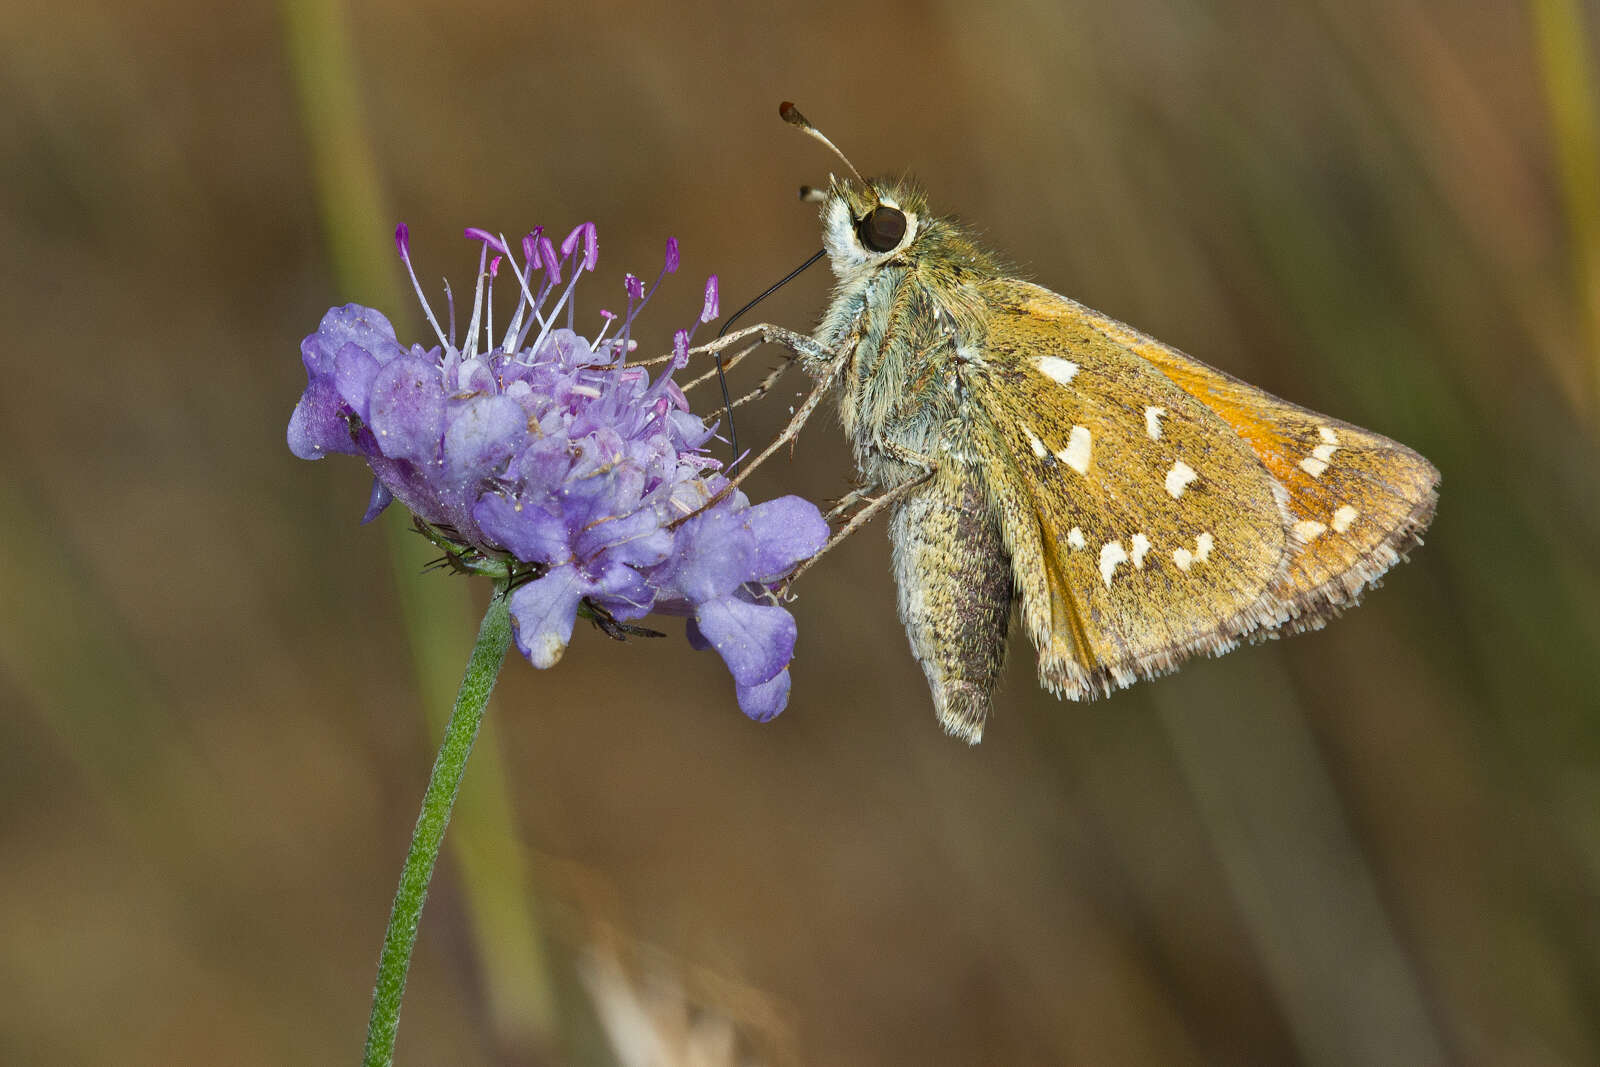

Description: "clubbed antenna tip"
778 100 864 185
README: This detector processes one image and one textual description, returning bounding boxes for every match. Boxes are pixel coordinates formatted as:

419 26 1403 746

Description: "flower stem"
363 585 513 1067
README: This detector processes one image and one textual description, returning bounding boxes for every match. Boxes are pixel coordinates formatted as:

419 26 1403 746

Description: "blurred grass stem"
1531 0 1600 418
363 587 512 1067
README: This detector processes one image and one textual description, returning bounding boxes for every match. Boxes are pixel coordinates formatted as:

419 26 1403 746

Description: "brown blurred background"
3 0 1599 1064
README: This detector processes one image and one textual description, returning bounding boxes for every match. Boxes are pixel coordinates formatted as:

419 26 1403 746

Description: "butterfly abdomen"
890 457 1013 743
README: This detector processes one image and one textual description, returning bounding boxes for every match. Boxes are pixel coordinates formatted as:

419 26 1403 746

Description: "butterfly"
776 103 1438 743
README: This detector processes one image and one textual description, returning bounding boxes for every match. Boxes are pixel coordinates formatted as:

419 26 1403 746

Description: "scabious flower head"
288 224 827 720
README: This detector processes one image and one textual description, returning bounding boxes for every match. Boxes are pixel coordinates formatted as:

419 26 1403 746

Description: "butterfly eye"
858 205 907 253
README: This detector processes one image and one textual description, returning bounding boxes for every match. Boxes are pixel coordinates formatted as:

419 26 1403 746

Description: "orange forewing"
1077 301 1440 615
969 283 1438 699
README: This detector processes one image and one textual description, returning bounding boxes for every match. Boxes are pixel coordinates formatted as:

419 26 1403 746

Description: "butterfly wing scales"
1077 300 1440 617
966 281 1438 699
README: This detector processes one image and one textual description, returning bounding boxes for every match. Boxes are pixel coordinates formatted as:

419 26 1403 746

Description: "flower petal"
507 565 586 668
360 477 393 524
684 616 710 651
304 304 407 372
693 595 795 687
287 377 356 459
670 509 754 602
746 496 830 580
444 395 527 484
576 506 670 568
475 493 571 564
736 669 791 723
333 342 382 422
368 356 446 464
587 558 656 621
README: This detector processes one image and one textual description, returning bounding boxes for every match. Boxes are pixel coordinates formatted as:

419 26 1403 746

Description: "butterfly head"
815 176 928 277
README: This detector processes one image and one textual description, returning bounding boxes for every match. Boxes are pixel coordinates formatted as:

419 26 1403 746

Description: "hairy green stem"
363 587 513 1067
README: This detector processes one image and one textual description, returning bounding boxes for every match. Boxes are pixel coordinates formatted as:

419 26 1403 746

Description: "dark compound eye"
857 205 907 252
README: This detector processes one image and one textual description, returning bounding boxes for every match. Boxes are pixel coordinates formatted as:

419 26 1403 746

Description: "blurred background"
3 0 1598 1063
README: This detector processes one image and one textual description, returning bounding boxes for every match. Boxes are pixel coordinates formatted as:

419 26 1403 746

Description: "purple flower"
289 224 828 719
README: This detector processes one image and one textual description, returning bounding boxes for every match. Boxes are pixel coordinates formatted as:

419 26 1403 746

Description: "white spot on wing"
1036 356 1079 385
1173 532 1213 572
1145 406 1165 440
1130 533 1151 569
1164 460 1199 499
1293 519 1327 542
1331 505 1359 532
1301 427 1339 478
1058 425 1092 474
1099 541 1128 586
1024 425 1047 459
1067 527 1086 549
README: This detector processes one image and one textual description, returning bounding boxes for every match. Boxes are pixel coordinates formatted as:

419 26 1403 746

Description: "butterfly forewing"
1059 294 1441 617
967 281 1438 699
1068 295 1446 617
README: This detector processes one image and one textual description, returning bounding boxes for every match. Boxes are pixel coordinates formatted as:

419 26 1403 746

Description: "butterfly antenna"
715 248 827 472
779 101 865 185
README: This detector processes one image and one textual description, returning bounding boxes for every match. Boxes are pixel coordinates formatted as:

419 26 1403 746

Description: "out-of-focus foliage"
1 1 1596 1064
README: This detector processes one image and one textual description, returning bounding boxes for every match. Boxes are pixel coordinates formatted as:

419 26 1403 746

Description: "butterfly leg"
677 339 765 393
724 359 794 414
674 324 832 368
890 461 1013 744
780 470 934 590
665 346 850 530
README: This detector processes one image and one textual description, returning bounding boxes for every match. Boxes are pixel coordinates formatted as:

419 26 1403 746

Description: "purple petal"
333 342 381 422
456 357 496 395
288 377 357 459
663 236 680 273
360 477 393 523
577 507 672 568
507 565 587 668
367 356 446 464
693 595 795 687
746 496 830 580
587 559 656 620
512 434 576 492
736 669 791 722
304 304 405 372
444 394 527 483
670 509 754 602
685 616 710 651
545 328 595 368
669 408 715 450
475 493 572 564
